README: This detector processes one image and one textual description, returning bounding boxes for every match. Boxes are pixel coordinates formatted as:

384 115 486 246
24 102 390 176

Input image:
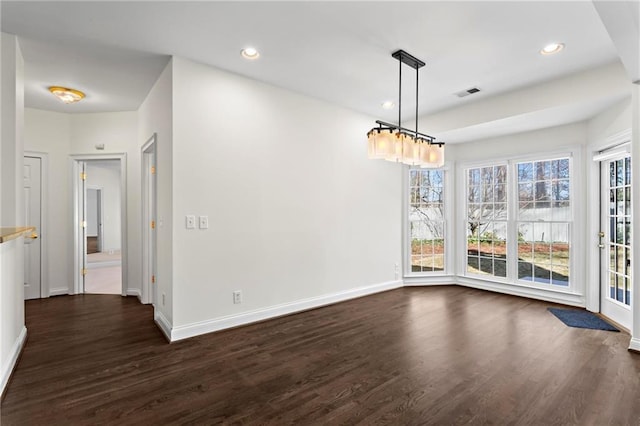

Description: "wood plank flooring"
2 286 639 425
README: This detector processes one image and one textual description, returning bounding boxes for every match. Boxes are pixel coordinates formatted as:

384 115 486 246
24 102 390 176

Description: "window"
466 165 508 278
608 157 631 304
517 159 571 286
409 169 444 273
463 155 574 289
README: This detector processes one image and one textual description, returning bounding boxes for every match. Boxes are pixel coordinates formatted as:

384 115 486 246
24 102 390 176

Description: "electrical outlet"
162 293 166 306
394 263 400 280
186 215 196 229
233 290 242 304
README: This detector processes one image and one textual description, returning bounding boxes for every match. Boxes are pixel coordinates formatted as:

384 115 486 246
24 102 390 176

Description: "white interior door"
80 161 88 293
23 156 42 300
142 139 157 306
600 154 632 329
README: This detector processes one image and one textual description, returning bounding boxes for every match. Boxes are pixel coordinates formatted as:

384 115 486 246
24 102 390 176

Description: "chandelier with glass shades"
367 50 444 168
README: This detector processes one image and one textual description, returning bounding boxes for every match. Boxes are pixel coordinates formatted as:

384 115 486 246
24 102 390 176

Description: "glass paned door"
600 154 632 329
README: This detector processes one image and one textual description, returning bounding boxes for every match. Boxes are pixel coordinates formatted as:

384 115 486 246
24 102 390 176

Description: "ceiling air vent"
455 87 481 98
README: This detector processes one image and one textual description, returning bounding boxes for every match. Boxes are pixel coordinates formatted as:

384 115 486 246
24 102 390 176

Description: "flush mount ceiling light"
367 50 444 168
241 47 260 59
381 101 395 110
48 86 85 104
540 42 564 55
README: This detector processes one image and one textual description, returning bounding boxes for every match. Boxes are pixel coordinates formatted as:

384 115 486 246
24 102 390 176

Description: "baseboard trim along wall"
154 310 172 342
403 275 457 286
49 287 69 296
456 277 585 307
169 280 404 342
0 326 27 397
629 338 640 353
126 288 141 300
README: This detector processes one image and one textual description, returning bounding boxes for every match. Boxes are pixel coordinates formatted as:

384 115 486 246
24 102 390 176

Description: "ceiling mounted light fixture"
540 42 564 55
48 86 85 104
381 101 395 110
241 47 260 59
367 50 444 168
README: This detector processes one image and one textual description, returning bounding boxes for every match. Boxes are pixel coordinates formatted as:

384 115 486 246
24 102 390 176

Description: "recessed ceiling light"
241 47 260 60
540 43 564 55
48 86 85 104
381 101 395 110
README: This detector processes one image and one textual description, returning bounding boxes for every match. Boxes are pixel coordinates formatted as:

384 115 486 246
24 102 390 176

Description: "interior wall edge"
0 326 26 398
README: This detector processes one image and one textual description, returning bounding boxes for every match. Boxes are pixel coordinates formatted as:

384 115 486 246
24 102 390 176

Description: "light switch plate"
199 215 209 229
186 215 196 229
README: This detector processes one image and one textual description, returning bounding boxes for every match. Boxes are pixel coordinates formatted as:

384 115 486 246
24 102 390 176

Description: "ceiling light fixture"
381 101 395 110
367 50 444 168
48 86 85 104
540 43 564 55
241 47 260 59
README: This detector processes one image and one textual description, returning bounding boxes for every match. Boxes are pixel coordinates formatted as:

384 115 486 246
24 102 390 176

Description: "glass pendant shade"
385 132 404 162
402 136 421 165
368 129 394 159
367 132 376 158
420 143 445 168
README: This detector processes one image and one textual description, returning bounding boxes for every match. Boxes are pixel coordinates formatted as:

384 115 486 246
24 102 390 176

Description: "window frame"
457 148 584 296
403 166 452 278
464 162 510 282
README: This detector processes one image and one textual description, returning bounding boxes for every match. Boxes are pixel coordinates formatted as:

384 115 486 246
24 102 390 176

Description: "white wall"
69 111 139 294
1 33 24 226
587 97 632 145
631 83 640 351
86 161 122 251
170 57 402 335
138 59 173 323
449 122 588 162
24 108 71 295
0 32 27 396
23 110 139 296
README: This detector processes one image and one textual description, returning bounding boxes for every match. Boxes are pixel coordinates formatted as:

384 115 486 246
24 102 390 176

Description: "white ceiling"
0 1 632 138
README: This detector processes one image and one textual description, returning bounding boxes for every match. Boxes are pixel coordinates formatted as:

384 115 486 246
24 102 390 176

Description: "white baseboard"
629 337 640 353
49 287 69 296
170 280 404 342
126 288 141 300
87 261 121 269
154 309 172 342
1 326 27 396
403 275 456 286
456 277 585 307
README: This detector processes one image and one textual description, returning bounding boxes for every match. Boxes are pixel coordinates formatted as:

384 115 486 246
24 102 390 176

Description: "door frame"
71 154 127 296
141 134 157 305
587 129 632 315
86 186 105 253
23 151 48 298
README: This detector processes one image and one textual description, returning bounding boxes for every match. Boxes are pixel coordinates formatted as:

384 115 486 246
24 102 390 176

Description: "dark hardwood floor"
2 286 639 425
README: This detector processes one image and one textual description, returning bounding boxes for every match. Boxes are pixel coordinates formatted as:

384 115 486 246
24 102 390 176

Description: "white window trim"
403 163 454 279
456 146 585 301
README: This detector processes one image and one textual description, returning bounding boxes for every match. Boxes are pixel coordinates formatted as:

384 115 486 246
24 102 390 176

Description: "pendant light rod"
398 54 402 131
374 120 441 145
415 58 419 139
391 50 426 69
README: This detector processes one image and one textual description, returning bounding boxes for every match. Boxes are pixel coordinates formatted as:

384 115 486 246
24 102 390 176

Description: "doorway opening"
72 155 127 296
